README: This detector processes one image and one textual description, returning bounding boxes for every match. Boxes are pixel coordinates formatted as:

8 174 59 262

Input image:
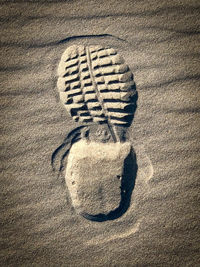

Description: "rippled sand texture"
1 1 199 266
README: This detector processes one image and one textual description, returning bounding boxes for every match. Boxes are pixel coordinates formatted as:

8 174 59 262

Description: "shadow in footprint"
81 147 138 222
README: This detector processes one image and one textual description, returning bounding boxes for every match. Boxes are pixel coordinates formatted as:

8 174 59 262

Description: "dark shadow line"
136 25 200 36
59 133 81 172
164 107 200 114
1 29 198 49
141 74 200 90
51 125 88 172
57 34 126 45
1 5 199 20
81 147 138 222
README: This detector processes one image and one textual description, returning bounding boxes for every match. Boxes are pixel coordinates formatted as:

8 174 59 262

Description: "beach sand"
1 0 199 266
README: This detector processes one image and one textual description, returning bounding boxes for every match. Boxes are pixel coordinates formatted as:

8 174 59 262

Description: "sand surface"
1 0 200 266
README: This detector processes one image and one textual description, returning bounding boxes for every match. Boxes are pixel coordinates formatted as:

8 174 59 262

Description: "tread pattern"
57 45 136 127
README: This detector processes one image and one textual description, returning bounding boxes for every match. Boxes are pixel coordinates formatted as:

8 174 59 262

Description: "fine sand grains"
0 0 199 266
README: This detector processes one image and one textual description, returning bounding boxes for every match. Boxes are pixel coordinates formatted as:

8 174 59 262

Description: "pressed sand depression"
52 45 138 221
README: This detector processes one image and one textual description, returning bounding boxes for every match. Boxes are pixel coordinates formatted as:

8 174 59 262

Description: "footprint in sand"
52 45 139 221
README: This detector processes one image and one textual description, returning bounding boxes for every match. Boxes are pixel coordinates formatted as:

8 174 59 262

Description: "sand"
0 0 200 266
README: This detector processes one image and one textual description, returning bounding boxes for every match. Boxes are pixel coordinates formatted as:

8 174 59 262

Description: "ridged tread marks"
57 45 136 126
